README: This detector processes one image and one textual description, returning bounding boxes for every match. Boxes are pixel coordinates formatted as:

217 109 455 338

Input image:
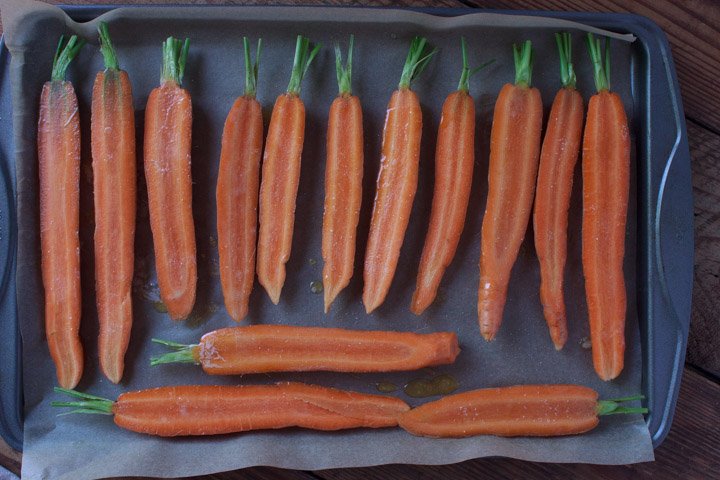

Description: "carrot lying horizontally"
257 35 321 304
52 383 410 436
150 324 459 374
582 34 631 381
533 33 584 350
322 35 364 313
144 37 196 320
39 35 85 390
92 23 137 384
217 38 263 322
478 41 543 341
363 37 436 314
398 384 647 438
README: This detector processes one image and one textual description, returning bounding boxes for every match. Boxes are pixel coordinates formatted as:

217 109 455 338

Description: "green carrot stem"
243 37 262 98
150 338 198 366
287 35 322 96
555 32 576 89
98 22 119 71
596 395 648 416
52 387 114 415
51 35 86 82
398 36 436 90
335 34 354 96
457 37 494 93
513 40 533 87
586 32 611 92
161 36 190 86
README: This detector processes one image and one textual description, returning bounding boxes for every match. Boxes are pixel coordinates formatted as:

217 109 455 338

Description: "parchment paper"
0 1 653 478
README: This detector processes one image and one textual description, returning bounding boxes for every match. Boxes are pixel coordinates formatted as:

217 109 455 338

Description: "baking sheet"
0 1 653 478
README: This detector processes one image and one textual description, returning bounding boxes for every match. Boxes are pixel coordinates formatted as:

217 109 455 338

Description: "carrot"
478 41 543 341
38 35 85 390
257 35 321 304
322 35 364 313
582 34 631 381
363 36 436 314
533 33 585 350
217 38 263 322
144 37 196 320
398 384 647 438
92 23 137 384
150 324 459 374
52 383 410 436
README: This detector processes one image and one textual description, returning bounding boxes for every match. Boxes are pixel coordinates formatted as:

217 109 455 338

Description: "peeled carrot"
257 35 321 304
533 33 585 350
52 383 410 436
150 324 459 374
38 35 85 390
322 35 364 313
398 384 647 438
363 36 436 314
478 41 543 341
217 38 263 322
144 37 196 320
582 34 631 381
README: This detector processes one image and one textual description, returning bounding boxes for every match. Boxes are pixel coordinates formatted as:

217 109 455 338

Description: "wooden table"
1 0 719 478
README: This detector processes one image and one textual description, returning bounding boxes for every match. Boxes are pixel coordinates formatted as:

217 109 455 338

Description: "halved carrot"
144 37 196 320
150 324 459 374
257 36 321 304
533 33 585 350
363 36 436 314
217 38 263 322
398 384 647 438
38 35 85 390
478 41 543 341
92 23 137 384
52 383 410 436
582 34 631 381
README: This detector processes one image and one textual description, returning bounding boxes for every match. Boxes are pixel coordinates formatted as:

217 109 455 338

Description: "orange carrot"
144 37 196 320
398 384 647 438
478 41 543 341
92 23 137 384
363 36 436 314
38 36 85 390
533 33 584 350
150 324 459 374
217 38 263 321
322 35 364 313
257 35 321 304
582 34 631 381
52 383 410 436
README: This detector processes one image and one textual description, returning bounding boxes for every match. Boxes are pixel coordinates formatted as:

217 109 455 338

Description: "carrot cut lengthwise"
478 41 543 341
144 37 196 320
257 35 321 304
363 37 436 314
52 383 410 436
217 38 263 322
398 385 647 438
533 33 585 350
150 324 459 374
38 35 86 390
582 34 631 381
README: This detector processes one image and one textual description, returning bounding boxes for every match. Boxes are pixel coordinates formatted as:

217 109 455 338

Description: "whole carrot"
398 384 647 438
52 383 410 436
144 37 196 320
322 35 364 313
478 41 543 341
582 34 630 381
257 35 321 304
363 36 436 314
150 324 459 374
38 35 85 390
217 38 263 322
533 33 585 350
92 23 137 384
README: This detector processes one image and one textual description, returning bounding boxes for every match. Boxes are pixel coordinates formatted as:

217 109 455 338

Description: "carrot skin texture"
399 384 599 438
363 88 422 313
144 82 196 320
411 90 475 315
92 69 136 383
533 87 584 350
217 96 263 321
39 81 84 389
478 83 543 340
582 91 630 381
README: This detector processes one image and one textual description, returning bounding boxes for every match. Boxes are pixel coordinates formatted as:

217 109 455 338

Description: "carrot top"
334 35 354 96
595 394 648 416
98 22 119 71
586 33 611 92
512 40 533 87
51 35 85 82
555 32 576 89
51 387 113 415
243 37 262 98
161 36 190 86
287 35 321 96
398 36 436 90
456 37 493 93
149 338 198 366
